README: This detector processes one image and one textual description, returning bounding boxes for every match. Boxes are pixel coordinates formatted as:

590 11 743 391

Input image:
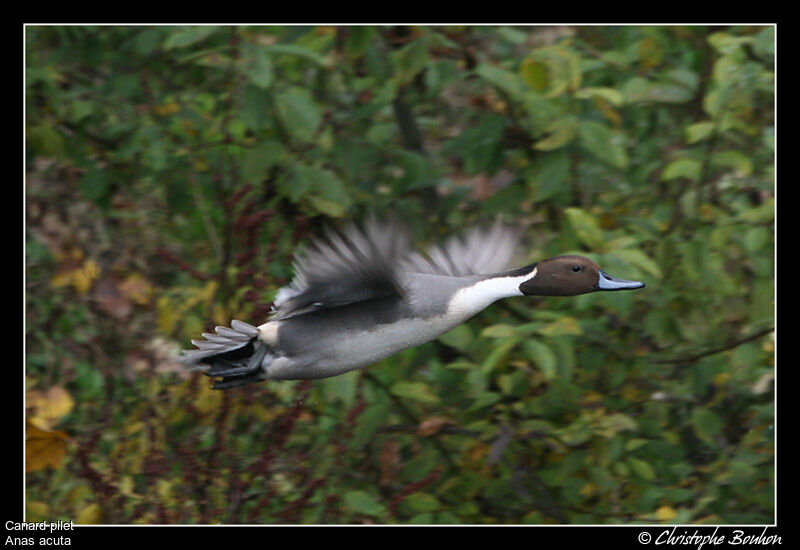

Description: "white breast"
446 269 532 317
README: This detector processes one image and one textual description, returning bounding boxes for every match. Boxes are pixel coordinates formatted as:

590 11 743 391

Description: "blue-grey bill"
596 271 645 291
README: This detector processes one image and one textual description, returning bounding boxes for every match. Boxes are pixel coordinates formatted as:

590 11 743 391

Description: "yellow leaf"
64 484 91 505
27 386 74 429
713 372 730 386
26 421 69 472
119 272 153 305
538 316 582 337
50 254 100 295
153 102 180 116
157 479 173 502
157 296 178 334
655 505 677 522
579 482 597 497
118 476 143 498
26 501 50 522
50 271 73 288
76 503 105 524
123 421 145 436
74 259 100 294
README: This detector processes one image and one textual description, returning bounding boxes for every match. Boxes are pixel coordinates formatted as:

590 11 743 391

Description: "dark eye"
572 265 582 272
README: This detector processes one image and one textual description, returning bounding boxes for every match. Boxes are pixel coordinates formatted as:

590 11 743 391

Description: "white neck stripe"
446 267 537 318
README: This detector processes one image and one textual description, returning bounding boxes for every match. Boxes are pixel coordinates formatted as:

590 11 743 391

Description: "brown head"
518 255 645 296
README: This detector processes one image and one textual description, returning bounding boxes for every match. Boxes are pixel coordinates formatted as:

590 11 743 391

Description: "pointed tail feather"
179 320 271 388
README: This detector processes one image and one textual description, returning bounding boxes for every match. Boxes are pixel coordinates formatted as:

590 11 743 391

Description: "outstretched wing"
272 219 412 319
271 219 521 319
401 220 521 277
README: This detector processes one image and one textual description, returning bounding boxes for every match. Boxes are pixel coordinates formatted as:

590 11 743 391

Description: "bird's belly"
266 314 465 380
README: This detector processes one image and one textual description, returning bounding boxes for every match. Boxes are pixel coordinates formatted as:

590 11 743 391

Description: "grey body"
268 272 494 379
179 220 644 388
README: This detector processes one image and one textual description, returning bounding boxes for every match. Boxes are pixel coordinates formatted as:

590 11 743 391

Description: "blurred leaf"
283 163 351 216
439 324 473 351
597 413 638 435
345 27 376 58
343 490 386 517
519 58 548 92
391 382 439 404
242 139 288 183
638 37 664 69
392 37 430 86
481 324 517 339
401 492 441 513
28 124 65 158
537 316 583 337
475 63 526 100
628 457 655 480
275 87 322 143
444 115 506 174
662 158 702 182
264 43 328 66
564 207 605 250
578 121 628 169
50 252 100 296
623 76 695 104
686 121 716 144
481 337 522 374
119 273 154 305
743 227 770 254
529 150 569 201
76 503 105 524
534 116 578 151
25 420 69 472
752 27 774 58
524 340 558 380
352 401 390 448
712 150 753 176
93 276 133 319
655 505 678 522
690 408 723 446
417 416 453 437
26 501 50 522
307 196 347 218
27 386 75 429
469 391 502 411
242 45 274 89
608 249 662 279
79 168 111 206
575 87 624 106
163 26 220 50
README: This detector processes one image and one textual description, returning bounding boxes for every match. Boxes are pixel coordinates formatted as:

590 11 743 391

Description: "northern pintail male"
180 220 645 389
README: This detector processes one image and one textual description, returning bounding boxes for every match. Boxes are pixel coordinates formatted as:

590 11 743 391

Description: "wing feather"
272 219 411 319
401 220 521 277
271 218 521 319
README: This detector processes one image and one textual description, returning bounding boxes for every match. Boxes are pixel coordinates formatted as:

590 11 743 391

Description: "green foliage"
26 25 773 524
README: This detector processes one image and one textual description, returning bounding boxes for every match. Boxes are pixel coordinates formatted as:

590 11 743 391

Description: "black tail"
179 320 270 389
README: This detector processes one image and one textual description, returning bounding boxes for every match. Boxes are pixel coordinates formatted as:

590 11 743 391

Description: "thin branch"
653 326 774 364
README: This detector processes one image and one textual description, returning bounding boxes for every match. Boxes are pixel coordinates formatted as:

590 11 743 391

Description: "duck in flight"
180 220 645 389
